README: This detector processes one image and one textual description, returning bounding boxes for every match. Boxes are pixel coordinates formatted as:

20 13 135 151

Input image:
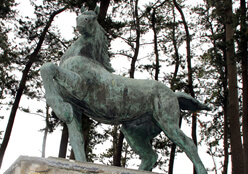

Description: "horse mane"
89 23 114 72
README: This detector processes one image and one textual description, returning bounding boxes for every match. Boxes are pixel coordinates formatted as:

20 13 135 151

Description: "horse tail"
175 92 211 112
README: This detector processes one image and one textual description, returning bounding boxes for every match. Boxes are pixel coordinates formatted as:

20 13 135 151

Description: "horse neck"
59 36 92 66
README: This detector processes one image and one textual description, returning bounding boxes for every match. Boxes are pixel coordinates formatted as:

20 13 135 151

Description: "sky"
0 0 225 173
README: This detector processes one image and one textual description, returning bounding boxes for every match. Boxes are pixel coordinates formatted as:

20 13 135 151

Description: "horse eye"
85 18 88 21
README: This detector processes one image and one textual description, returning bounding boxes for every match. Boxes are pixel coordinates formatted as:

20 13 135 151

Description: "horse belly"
82 92 150 123
84 80 156 123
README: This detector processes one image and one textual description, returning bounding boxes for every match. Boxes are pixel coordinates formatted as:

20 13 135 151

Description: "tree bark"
70 149 75 160
42 104 50 158
129 0 140 78
116 132 124 164
113 126 124 166
170 7 180 91
225 0 245 173
0 6 67 168
81 114 93 161
208 10 229 173
221 37 229 174
98 0 110 26
151 9 159 81
223 92 229 174
113 125 118 165
168 116 182 174
172 0 194 97
168 7 181 174
240 0 248 173
58 123 69 158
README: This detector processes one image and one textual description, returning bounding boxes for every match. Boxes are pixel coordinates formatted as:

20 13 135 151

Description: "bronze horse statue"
41 6 209 174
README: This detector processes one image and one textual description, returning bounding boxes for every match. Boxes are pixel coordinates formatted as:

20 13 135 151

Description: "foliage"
0 0 18 144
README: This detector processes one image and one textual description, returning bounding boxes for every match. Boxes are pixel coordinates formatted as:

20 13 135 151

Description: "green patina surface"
40 6 210 174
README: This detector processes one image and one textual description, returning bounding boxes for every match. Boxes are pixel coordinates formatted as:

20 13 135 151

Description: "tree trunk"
58 123 69 158
168 7 181 174
98 0 110 27
116 132 124 165
42 105 50 158
113 126 124 167
225 0 245 173
129 0 140 78
0 7 67 168
223 93 229 174
191 113 197 174
240 0 248 173
209 10 230 173
222 40 229 174
151 8 159 81
168 116 182 174
81 114 93 161
172 1 196 173
70 149 75 160
113 126 118 165
170 6 180 91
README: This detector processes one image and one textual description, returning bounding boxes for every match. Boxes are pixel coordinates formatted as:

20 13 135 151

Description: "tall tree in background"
151 8 160 81
193 1 231 173
129 0 141 79
58 123 68 158
225 0 244 173
42 105 49 158
240 0 248 173
172 1 197 173
168 4 183 174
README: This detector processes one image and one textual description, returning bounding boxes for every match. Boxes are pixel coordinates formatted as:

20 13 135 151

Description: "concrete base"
4 156 157 174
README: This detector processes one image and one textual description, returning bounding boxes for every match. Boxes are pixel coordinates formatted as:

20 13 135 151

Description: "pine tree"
225 0 245 173
240 0 248 173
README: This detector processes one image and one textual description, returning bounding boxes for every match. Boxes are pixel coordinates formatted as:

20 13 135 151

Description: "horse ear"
81 6 85 14
94 6 100 16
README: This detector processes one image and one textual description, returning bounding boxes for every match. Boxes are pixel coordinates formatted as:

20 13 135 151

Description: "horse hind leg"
154 115 207 174
121 123 159 171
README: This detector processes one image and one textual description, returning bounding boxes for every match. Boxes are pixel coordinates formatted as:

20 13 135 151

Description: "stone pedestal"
4 156 157 174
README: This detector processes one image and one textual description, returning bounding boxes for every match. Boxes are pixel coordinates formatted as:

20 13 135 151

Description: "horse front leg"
40 63 86 162
67 116 87 162
40 63 74 123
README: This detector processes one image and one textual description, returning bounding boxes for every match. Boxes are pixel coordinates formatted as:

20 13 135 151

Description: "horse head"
76 6 100 37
